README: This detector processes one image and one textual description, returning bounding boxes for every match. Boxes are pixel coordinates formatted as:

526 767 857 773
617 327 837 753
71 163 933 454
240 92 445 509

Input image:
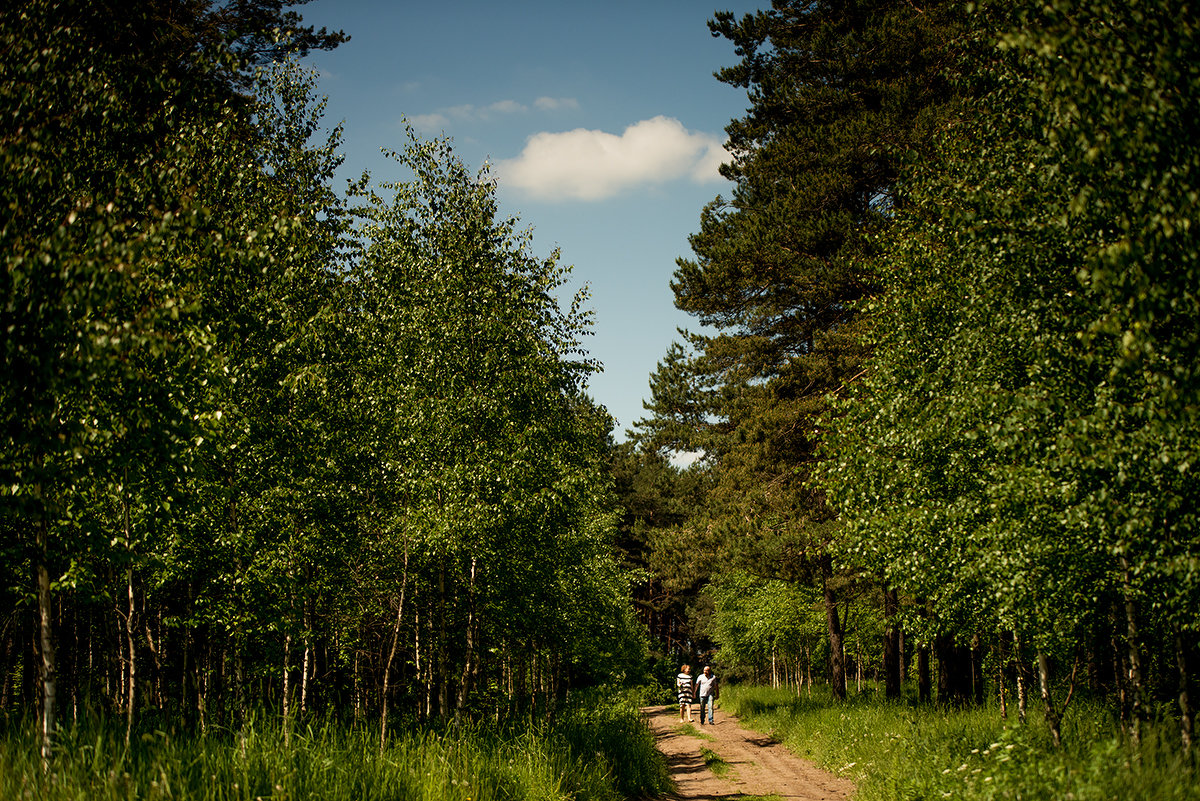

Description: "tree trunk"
413 607 422 719
998 660 1007 720
1012 631 1028 724
235 649 246 724
935 634 974 705
124 566 136 749
1035 651 1067 747
301 638 310 715
282 632 291 743
36 518 57 768
144 610 162 710
352 649 361 722
883 587 901 699
971 633 984 706
437 561 449 717
380 542 409 751
855 636 863 693
1120 556 1144 743
805 642 813 696
917 643 931 703
996 635 1007 720
820 554 847 700
1176 626 1193 751
198 640 209 733
457 556 477 714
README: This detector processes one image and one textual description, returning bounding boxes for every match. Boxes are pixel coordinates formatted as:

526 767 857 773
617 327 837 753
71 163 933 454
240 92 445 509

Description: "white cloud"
486 99 527 115
534 96 580 111
410 98 555 131
444 104 478 121
496 116 728 201
409 112 450 129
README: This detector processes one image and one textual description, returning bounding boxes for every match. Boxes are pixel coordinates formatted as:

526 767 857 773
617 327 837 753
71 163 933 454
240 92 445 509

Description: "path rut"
643 705 855 801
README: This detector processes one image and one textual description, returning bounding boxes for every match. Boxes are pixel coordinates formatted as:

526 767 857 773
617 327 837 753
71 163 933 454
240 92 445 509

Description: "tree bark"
971 633 985 706
1012 631 1027 724
1120 556 1144 743
380 541 409 751
282 632 291 744
457 556 477 714
996 634 1007 719
1037 650 1078 748
1176 626 1193 751
437 560 449 717
300 636 310 715
124 565 136 749
917 643 931 703
36 517 57 768
1037 651 1062 747
820 554 847 700
883 587 901 699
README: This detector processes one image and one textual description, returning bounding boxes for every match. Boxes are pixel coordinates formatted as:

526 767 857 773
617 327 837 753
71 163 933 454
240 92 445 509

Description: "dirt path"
643 705 855 801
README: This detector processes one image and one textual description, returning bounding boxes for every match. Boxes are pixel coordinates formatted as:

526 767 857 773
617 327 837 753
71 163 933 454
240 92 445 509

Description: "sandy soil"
643 704 855 801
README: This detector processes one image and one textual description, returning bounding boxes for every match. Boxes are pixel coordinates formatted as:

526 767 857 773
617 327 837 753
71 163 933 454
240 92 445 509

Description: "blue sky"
300 0 762 441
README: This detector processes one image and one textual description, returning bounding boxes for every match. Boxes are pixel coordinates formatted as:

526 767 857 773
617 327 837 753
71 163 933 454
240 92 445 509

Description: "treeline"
625 0 1198 748
1 0 643 763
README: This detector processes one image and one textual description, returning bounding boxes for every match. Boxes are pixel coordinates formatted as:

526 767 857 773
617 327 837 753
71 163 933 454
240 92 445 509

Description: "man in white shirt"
695 665 718 725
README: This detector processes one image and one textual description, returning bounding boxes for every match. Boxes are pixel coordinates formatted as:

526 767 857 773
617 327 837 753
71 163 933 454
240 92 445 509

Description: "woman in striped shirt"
676 664 695 722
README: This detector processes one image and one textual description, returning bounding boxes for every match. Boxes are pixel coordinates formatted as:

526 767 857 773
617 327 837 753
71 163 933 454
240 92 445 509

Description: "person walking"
676 664 695 722
695 665 719 725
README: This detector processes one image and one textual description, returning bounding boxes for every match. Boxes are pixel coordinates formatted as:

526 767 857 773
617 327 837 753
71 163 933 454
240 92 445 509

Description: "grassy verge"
676 722 715 741
0 691 669 801
699 746 731 778
722 684 1199 800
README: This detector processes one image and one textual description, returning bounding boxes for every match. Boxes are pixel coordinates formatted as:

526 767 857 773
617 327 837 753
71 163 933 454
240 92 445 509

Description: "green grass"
722 684 1200 801
0 692 670 801
699 746 731 778
676 721 715 741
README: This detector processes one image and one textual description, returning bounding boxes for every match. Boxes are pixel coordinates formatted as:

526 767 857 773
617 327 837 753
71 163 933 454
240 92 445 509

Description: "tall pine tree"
640 0 966 699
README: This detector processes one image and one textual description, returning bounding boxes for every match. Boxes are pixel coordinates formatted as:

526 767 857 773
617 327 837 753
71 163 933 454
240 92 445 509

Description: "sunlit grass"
0 691 669 801
699 746 731 778
722 684 1200 800
677 721 715 741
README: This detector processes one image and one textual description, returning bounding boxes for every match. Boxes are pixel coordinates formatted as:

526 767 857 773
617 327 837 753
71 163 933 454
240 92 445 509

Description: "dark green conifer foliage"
643 0 965 699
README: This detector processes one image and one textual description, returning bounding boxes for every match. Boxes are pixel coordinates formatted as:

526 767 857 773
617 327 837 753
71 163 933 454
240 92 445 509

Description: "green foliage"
0 696 668 801
676 721 714 741
699 746 732 778
707 572 823 668
1 0 645 754
722 684 1200 801
821 0 1200 734
633 0 971 700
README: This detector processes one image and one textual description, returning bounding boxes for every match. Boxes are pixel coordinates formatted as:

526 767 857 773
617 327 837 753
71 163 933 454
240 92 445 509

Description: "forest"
2 0 1198 798
626 0 1198 756
2 0 645 770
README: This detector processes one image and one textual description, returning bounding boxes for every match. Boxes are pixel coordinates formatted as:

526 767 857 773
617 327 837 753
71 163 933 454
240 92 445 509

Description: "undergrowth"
699 746 731 778
0 688 669 801
722 684 1198 800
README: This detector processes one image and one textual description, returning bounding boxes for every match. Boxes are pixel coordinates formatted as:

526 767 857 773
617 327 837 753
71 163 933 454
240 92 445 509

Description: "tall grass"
0 691 669 801
722 684 1199 800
